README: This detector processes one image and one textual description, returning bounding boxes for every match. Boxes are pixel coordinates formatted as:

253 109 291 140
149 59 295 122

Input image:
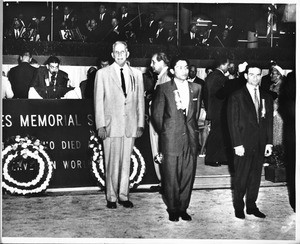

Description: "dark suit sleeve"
227 94 242 147
151 84 165 133
195 85 202 121
265 95 274 145
30 68 41 87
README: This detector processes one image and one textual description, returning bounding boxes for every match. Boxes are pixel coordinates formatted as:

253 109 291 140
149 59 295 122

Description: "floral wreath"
2 135 53 195
89 131 146 189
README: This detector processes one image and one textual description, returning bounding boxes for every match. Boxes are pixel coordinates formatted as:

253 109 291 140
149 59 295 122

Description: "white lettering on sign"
11 161 35 171
19 114 82 127
2 115 12 127
87 114 94 126
61 141 81 150
62 160 83 169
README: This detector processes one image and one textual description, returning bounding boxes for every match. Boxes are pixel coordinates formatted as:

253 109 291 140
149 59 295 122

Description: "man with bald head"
94 41 145 209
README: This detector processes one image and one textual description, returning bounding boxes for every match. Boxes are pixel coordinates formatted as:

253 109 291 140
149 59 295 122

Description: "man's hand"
136 127 144 138
234 145 245 156
264 144 273 157
98 127 107 140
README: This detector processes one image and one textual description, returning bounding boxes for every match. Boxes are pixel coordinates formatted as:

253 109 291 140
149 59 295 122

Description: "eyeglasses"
114 50 126 56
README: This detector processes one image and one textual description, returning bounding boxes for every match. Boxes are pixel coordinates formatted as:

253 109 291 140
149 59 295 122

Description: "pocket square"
193 98 198 101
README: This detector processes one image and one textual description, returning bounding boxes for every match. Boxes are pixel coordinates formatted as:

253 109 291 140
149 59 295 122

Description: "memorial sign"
2 99 158 191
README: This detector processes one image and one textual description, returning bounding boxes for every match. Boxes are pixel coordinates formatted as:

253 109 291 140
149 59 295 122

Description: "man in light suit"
94 41 145 209
149 52 171 190
152 57 202 222
227 63 273 219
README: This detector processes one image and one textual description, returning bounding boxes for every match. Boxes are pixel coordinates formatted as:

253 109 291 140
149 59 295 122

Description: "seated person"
84 18 100 43
29 56 74 99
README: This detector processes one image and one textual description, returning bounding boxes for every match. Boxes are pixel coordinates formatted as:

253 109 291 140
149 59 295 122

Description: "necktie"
50 73 56 86
254 88 260 122
120 68 126 97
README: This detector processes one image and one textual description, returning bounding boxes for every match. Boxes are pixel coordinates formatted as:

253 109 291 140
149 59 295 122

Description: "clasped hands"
234 144 273 157
97 127 144 140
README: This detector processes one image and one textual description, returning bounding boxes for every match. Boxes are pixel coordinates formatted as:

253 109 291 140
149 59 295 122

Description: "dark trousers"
233 153 263 211
161 141 196 213
205 118 228 162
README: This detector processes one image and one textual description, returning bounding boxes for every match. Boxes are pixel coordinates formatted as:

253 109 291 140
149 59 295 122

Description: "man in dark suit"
152 57 202 222
30 56 73 99
8 50 37 98
182 24 200 46
97 4 111 41
153 19 168 45
143 12 158 44
204 55 229 167
227 63 273 219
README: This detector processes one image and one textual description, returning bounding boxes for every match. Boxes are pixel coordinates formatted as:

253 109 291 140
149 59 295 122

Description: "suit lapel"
110 65 123 93
186 82 194 121
243 86 259 124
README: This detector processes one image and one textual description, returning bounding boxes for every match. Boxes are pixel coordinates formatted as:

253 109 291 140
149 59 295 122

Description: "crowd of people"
4 4 240 47
2 39 295 220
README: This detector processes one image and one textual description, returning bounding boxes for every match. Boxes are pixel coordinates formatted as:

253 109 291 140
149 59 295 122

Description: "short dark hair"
21 50 32 58
169 56 189 70
154 52 170 66
168 56 189 78
46 56 60 65
245 62 262 74
214 53 229 68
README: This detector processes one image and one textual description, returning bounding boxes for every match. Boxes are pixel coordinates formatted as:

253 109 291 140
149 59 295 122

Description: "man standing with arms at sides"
149 52 171 189
94 41 145 209
8 50 37 98
152 57 201 222
204 54 229 167
227 63 273 219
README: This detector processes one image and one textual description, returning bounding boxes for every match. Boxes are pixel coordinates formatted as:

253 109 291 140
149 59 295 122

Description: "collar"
113 61 129 72
216 68 225 75
158 66 168 80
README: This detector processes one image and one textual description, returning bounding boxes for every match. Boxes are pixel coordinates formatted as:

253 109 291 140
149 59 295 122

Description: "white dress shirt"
246 83 260 106
175 79 190 114
113 62 131 94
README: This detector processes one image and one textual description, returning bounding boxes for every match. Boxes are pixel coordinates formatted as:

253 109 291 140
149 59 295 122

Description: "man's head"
111 41 129 67
89 19 97 29
46 56 60 74
121 5 128 14
244 63 262 87
20 51 32 63
228 62 236 75
188 65 197 79
169 56 190 81
215 54 230 73
100 60 109 69
99 5 106 14
111 18 118 27
63 6 71 15
149 12 155 21
158 19 164 29
151 52 169 74
189 24 197 34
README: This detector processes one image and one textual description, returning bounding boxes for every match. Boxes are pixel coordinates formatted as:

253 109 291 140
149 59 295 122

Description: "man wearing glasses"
30 56 72 99
94 41 145 209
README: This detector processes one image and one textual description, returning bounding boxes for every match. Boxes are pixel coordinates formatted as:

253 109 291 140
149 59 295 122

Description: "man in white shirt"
227 63 273 219
94 41 145 209
152 57 202 222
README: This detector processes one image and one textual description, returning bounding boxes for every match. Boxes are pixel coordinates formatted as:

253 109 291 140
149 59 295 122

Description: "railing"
2 39 295 68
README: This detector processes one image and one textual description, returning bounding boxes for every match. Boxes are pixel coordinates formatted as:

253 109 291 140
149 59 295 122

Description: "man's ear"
244 73 248 80
126 51 130 59
170 69 175 75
